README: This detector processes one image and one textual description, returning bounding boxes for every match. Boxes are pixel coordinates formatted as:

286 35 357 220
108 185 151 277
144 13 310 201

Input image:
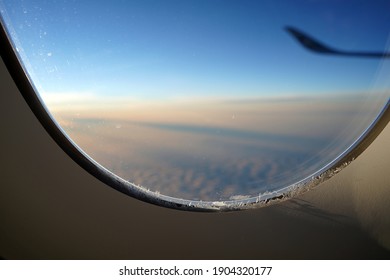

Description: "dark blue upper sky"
1 0 390 99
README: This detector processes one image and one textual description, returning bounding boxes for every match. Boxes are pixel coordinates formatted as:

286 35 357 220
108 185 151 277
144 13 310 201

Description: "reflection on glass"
1 0 389 202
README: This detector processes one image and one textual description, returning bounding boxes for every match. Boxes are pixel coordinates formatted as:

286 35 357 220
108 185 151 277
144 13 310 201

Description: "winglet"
285 26 390 58
285 26 338 54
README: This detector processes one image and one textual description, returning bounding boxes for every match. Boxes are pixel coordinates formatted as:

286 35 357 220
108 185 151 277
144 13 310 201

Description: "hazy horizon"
46 93 386 201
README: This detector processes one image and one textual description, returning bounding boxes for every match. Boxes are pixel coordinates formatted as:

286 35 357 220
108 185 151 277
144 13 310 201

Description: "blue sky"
1 0 390 99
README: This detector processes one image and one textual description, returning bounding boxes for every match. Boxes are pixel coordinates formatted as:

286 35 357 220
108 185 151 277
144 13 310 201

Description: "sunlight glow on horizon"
53 95 382 201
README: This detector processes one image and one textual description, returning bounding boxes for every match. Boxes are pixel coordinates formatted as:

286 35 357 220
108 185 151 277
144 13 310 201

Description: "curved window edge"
1 18 389 212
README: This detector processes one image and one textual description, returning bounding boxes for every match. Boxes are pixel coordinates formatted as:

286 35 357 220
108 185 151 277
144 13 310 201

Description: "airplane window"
0 0 389 211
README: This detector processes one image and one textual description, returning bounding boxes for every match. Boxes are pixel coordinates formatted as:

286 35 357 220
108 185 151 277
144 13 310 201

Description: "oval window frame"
1 18 389 212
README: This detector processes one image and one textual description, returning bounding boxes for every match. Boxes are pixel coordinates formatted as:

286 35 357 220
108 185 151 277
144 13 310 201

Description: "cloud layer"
48 94 386 201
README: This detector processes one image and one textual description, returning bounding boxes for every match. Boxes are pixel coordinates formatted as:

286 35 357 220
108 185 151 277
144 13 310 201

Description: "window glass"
1 0 389 204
